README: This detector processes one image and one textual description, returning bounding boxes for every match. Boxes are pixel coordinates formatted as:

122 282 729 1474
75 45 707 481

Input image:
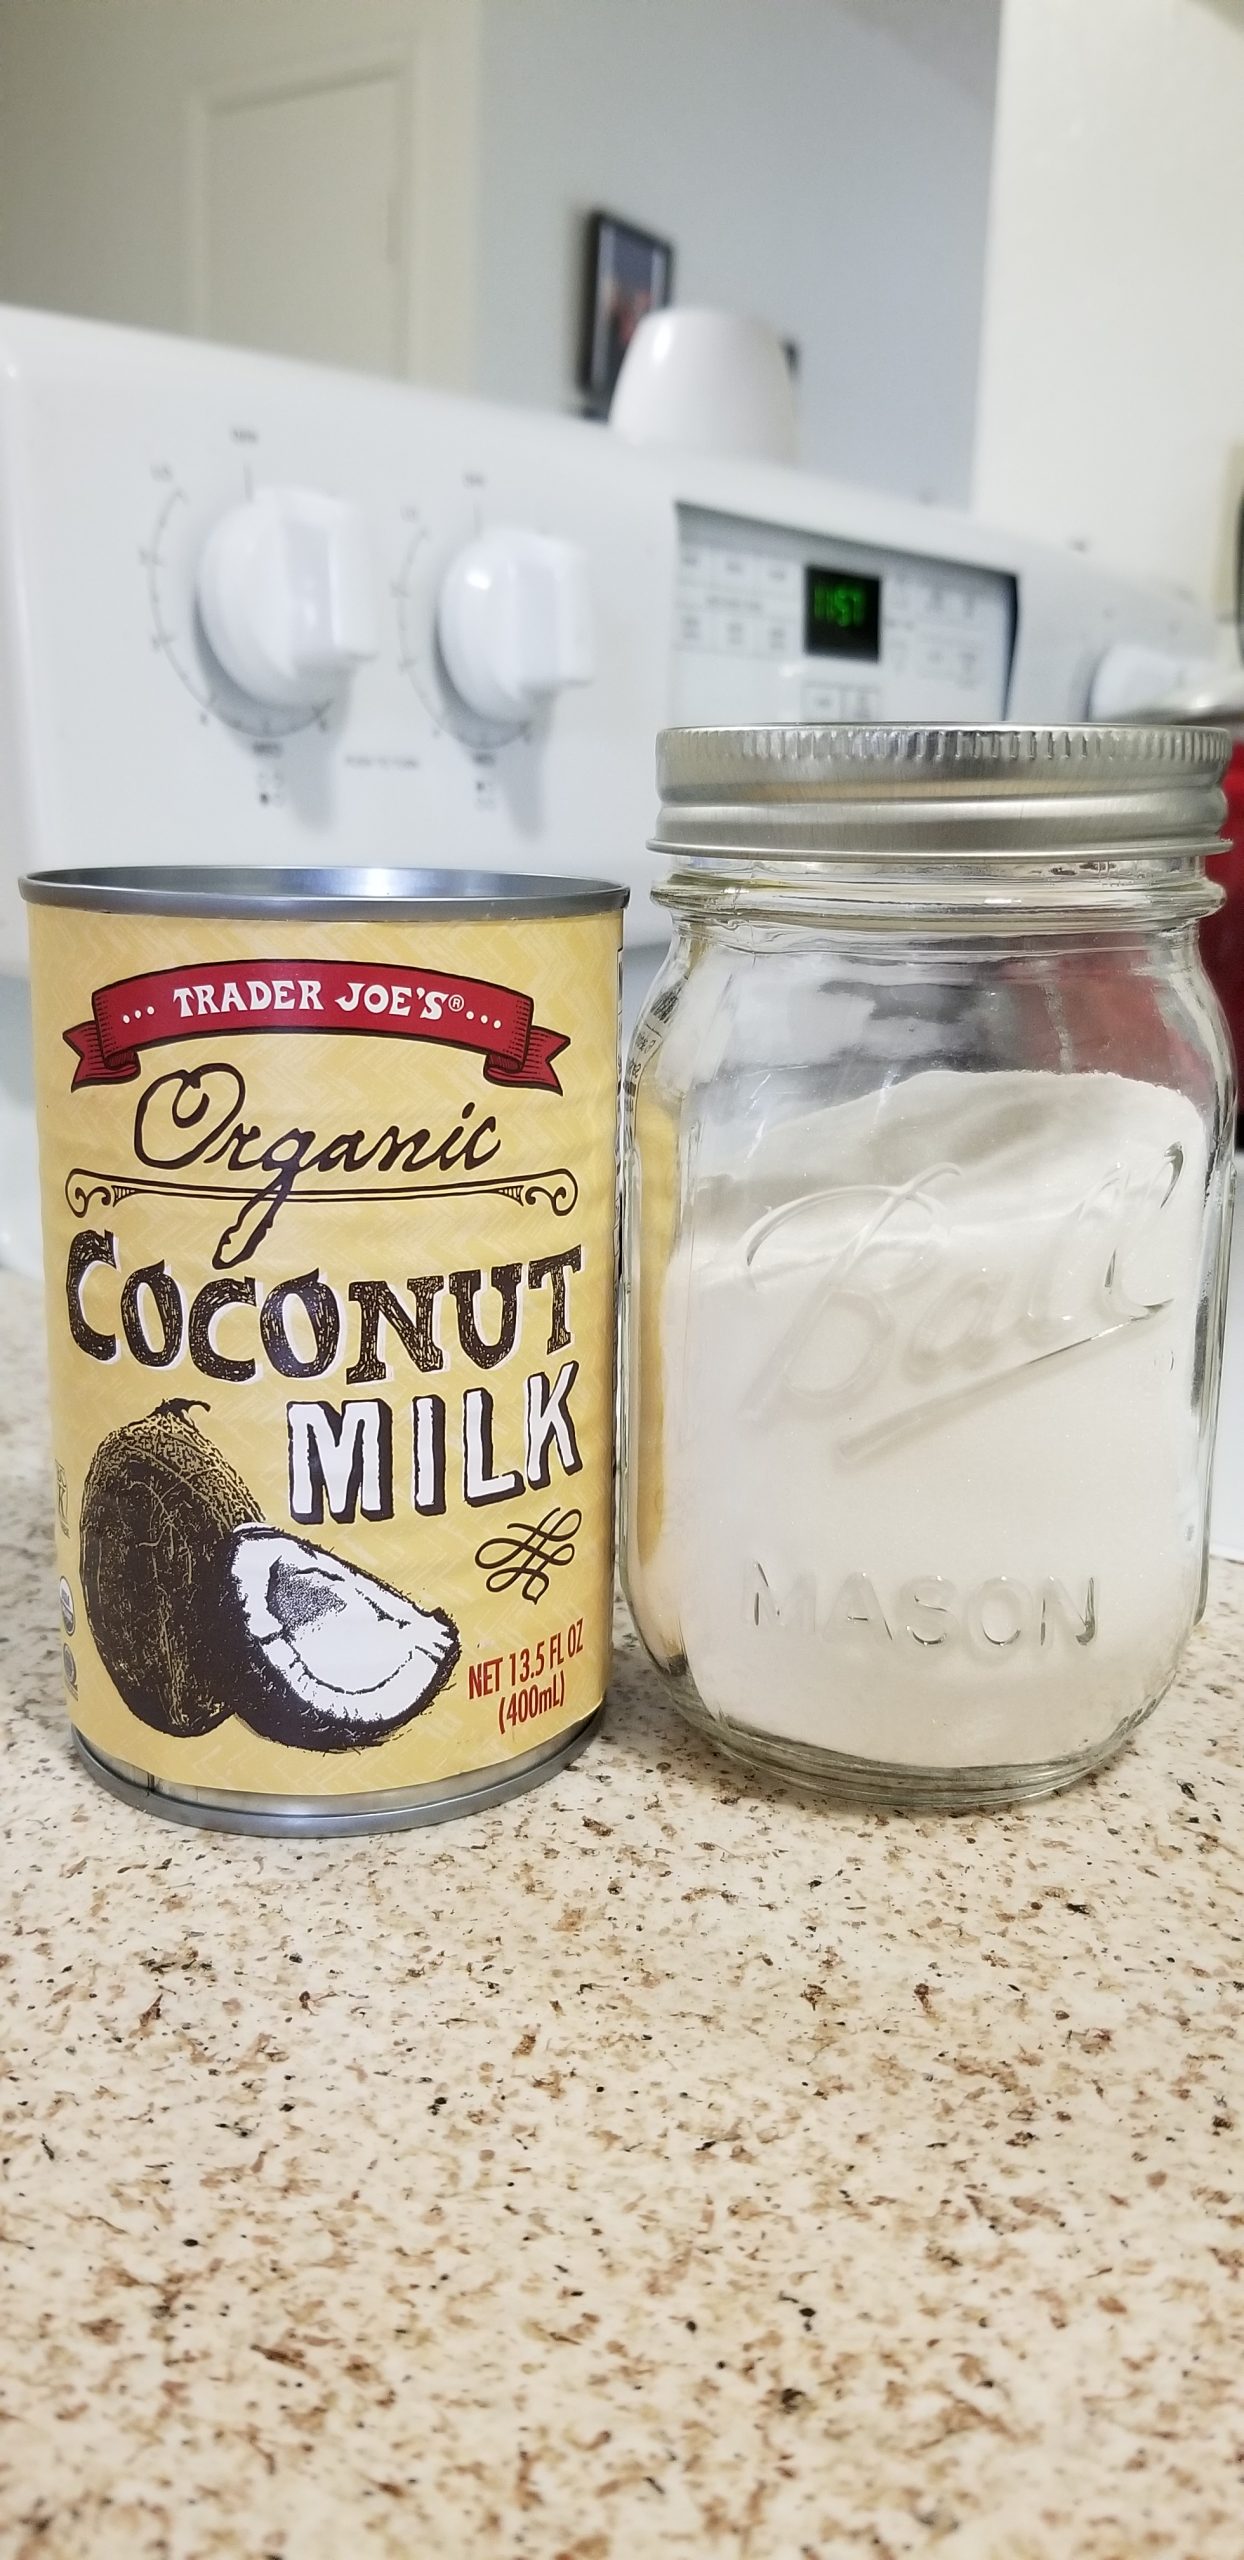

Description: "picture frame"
578 211 675 417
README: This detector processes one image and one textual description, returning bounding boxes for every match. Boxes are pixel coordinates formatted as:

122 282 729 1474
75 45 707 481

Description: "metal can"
23 865 626 1834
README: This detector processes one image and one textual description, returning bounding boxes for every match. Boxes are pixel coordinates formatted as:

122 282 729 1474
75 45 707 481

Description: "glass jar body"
621 909 1235 1808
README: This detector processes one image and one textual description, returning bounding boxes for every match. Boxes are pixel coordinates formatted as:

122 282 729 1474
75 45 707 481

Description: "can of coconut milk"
22 866 626 1833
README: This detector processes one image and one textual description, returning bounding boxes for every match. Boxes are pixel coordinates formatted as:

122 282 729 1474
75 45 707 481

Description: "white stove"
0 302 1221 1282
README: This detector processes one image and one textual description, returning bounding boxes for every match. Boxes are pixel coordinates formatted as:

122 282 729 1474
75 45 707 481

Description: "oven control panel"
672 505 1016 726
0 306 1218 985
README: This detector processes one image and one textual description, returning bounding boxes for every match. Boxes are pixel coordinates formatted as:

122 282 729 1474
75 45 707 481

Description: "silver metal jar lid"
20 864 629 921
653 723 1231 859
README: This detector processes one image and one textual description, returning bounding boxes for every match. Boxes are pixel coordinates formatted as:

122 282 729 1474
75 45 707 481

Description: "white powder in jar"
639 1069 1211 1774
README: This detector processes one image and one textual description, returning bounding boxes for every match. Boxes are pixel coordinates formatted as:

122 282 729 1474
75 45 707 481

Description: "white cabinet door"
0 0 479 390
195 67 407 376
185 8 479 388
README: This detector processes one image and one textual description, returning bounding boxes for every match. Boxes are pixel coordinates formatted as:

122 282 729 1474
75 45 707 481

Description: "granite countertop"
1 1273 1242 2560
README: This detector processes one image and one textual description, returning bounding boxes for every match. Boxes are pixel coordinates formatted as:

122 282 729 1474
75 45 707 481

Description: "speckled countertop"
1 1275 1242 2560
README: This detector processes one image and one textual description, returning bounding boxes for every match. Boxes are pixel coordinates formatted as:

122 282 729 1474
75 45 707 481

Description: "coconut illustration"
79 1399 252 1736
223 1527 459 1752
78 1401 458 1750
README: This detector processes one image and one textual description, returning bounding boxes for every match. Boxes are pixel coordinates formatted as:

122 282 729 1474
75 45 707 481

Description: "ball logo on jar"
741 1141 1186 1462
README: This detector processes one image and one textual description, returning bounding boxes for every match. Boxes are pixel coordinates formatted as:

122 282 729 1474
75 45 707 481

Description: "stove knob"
198 488 378 709
437 529 594 727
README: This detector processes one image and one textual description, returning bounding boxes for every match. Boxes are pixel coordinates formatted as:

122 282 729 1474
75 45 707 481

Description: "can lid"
653 722 1231 858
20 865 630 920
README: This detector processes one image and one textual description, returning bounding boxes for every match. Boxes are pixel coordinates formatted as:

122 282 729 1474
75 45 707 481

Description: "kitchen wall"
0 0 1002 506
473 0 1002 501
973 0 1244 606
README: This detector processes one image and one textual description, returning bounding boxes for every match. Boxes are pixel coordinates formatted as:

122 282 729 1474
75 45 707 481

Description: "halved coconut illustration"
79 1401 458 1750
223 1526 459 1753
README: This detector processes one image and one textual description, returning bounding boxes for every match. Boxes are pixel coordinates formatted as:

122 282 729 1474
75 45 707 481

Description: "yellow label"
29 900 621 1798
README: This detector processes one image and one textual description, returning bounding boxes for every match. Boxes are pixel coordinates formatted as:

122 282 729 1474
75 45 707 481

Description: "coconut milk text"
67 1230 588 1525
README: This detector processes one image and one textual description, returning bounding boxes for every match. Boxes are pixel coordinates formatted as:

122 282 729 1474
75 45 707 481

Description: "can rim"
20 864 630 920
73 1713 604 1835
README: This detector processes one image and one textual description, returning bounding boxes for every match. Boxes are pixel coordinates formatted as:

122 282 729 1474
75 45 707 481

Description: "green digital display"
805 565 882 661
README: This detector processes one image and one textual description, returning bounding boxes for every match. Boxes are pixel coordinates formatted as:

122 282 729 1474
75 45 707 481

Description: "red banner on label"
65 960 569 1094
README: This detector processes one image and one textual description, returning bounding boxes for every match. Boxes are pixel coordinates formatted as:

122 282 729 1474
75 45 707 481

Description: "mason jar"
622 724 1235 1808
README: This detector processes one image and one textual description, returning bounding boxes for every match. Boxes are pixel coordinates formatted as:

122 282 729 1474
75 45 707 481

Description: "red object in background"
1201 742 1244 1092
